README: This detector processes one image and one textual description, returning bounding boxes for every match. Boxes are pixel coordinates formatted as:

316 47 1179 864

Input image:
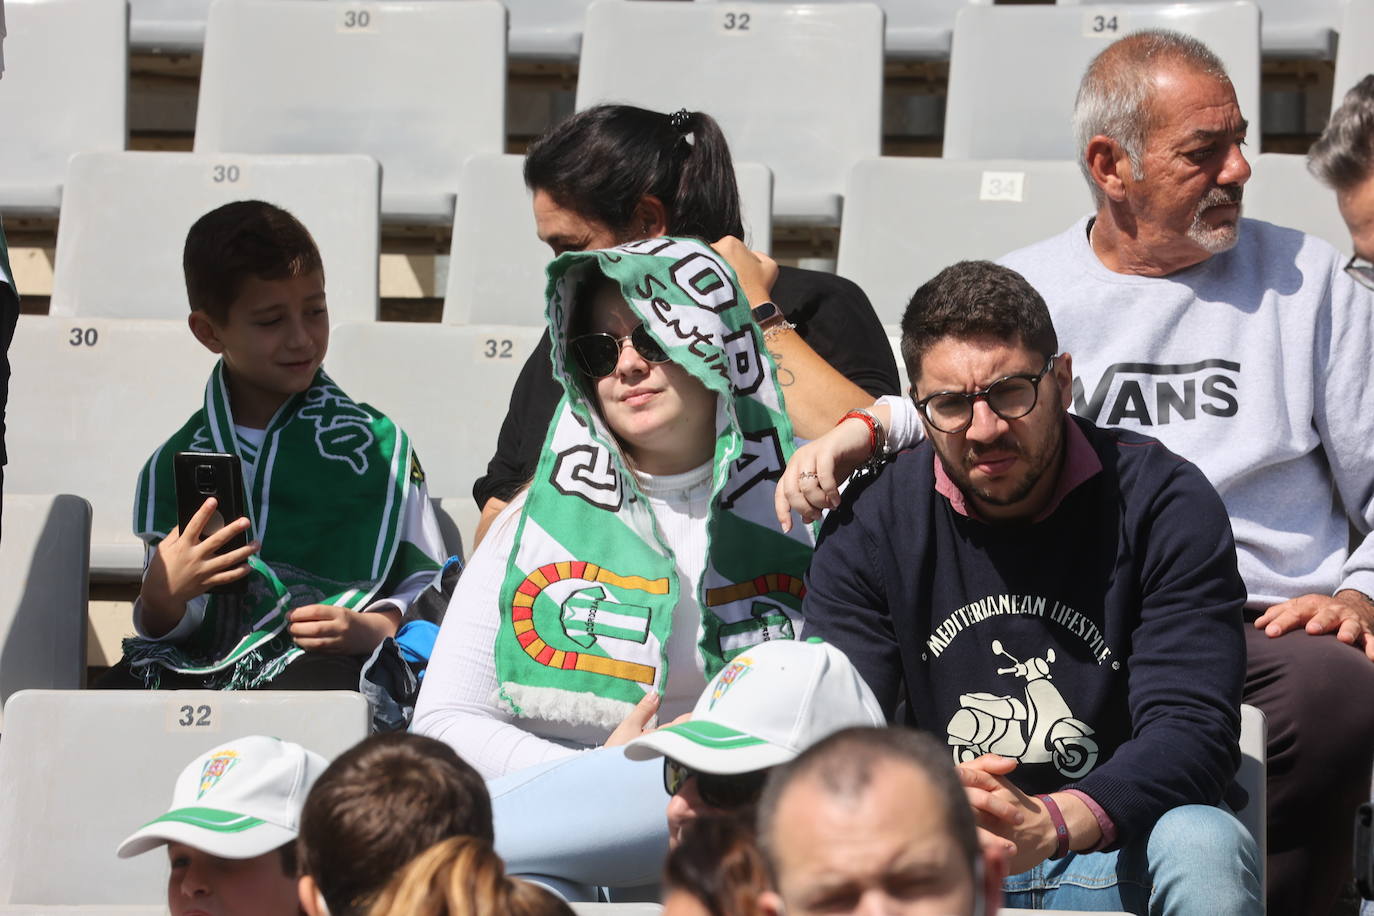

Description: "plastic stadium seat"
576 0 882 226
695 0 987 60
1333 0 1374 106
0 0 126 216
0 689 368 904
195 0 506 225
944 2 1262 161
51 152 382 321
1237 703 1267 896
0 495 90 730
1059 0 1340 59
571 907 664 915
1242 153 1352 253
5 317 217 580
837 158 1090 325
325 322 547 553
444 154 774 326
507 0 596 59
129 0 212 52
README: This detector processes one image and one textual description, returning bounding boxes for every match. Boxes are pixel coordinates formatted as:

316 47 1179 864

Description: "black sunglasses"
664 758 769 810
1344 253 1374 292
570 324 670 378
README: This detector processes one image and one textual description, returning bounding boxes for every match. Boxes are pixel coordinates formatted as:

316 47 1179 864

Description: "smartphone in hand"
173 451 250 595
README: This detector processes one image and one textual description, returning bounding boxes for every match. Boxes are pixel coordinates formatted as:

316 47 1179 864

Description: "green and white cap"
117 735 328 860
625 638 884 774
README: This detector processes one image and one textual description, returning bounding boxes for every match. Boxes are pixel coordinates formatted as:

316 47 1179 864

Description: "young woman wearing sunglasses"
471 104 900 548
413 239 816 897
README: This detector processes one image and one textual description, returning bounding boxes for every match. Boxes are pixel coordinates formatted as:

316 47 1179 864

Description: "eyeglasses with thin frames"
914 355 1060 434
1345 253 1374 293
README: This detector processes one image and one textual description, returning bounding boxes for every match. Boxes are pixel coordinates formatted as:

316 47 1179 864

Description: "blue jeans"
487 748 670 901
1002 805 1261 915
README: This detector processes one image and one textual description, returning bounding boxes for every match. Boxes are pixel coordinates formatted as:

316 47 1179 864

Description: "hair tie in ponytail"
668 108 692 135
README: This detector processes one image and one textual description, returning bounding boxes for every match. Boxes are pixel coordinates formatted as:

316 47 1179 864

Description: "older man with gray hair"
994 32 1374 916
1309 74 1374 288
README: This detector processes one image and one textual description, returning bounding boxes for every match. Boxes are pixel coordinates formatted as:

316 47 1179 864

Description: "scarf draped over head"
125 364 440 688
494 236 815 730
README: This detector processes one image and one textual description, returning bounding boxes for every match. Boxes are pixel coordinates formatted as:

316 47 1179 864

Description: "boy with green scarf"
98 201 444 691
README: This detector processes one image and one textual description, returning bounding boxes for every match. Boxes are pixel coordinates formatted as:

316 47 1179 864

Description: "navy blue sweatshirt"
802 416 1245 844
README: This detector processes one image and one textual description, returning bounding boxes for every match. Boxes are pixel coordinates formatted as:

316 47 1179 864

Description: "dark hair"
1309 74 1374 192
664 815 771 916
277 840 297 878
524 105 744 241
297 733 494 916
183 200 324 324
756 726 980 882
366 836 575 916
900 260 1058 386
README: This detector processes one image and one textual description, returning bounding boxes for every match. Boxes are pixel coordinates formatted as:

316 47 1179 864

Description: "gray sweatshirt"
996 216 1374 608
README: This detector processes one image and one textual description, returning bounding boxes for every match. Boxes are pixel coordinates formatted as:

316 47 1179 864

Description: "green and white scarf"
126 363 439 689
495 237 815 729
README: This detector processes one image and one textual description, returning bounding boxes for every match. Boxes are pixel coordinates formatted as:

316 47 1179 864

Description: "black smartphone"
173 451 250 595
1357 803 1374 900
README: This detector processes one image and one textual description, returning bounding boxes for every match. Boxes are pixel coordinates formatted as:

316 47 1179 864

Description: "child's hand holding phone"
139 497 260 638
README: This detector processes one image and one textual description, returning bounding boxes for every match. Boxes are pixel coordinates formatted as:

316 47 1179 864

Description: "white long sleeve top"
412 462 714 780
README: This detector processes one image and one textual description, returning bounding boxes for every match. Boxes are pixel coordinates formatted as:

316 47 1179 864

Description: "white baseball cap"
625 638 885 773
117 735 328 860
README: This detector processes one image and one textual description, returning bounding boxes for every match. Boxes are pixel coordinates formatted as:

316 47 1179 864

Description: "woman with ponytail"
471 105 899 546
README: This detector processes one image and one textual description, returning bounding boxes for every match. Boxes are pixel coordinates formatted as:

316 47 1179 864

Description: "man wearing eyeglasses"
1310 75 1374 297
801 259 1260 914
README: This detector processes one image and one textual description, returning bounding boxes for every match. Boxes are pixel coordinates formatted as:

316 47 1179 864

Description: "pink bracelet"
1037 793 1071 860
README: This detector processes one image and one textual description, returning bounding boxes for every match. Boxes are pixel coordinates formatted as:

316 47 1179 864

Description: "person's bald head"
1073 30 1233 204
755 727 995 916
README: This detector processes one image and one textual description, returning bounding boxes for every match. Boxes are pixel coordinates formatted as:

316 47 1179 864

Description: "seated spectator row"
6 0 1371 225
0 687 1269 909
45 149 1354 326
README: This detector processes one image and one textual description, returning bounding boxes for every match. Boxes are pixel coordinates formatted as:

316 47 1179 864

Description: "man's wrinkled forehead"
1141 64 1247 141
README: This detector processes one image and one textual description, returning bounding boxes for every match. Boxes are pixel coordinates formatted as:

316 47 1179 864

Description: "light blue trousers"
487 748 670 902
1002 805 1262 915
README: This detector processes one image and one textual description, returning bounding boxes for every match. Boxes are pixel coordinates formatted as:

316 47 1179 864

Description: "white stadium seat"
50 152 382 322
506 0 596 59
0 0 126 216
195 0 506 225
129 0 213 52
575 0 882 226
1333 0 1374 106
1237 703 1267 895
837 158 1091 326
0 495 90 730
324 322 548 553
5 317 217 580
444 154 773 327
0 690 368 904
944 2 1262 161
1059 0 1340 59
1242 153 1352 254
695 0 988 60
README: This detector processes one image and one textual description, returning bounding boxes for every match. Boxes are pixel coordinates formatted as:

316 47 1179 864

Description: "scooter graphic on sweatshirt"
945 640 1099 778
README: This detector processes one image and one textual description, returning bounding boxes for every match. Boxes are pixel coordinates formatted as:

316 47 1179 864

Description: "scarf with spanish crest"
125 363 439 688
494 237 814 730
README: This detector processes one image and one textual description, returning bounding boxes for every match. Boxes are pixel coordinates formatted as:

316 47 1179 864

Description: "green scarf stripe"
494 238 814 729
124 362 437 687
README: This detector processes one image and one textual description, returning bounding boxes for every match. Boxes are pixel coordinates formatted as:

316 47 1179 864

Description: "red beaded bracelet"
840 408 882 458
1037 793 1071 860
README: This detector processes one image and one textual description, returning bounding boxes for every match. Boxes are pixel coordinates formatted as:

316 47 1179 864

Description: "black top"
801 417 1246 844
472 265 900 507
